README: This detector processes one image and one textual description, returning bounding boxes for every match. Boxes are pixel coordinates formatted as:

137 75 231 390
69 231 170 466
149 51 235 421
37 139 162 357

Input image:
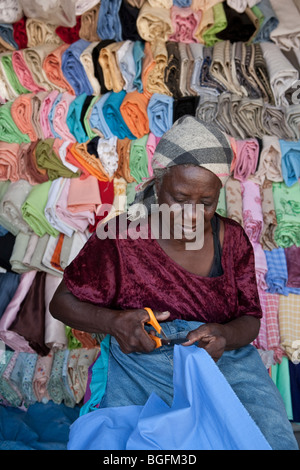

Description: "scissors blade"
161 337 188 346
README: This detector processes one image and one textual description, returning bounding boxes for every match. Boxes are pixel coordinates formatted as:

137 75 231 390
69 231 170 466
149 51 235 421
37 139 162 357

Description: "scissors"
144 307 188 348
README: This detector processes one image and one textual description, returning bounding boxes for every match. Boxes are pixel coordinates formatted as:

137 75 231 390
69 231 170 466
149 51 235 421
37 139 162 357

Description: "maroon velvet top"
64 213 262 324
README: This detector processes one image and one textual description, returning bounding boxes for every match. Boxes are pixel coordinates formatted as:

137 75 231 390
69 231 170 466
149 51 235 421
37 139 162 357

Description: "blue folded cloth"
280 139 300 187
61 39 94 96
102 91 136 139
147 93 174 137
96 0 123 42
66 93 89 143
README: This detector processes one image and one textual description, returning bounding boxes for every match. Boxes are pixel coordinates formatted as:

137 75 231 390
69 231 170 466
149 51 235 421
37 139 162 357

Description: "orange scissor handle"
144 307 162 348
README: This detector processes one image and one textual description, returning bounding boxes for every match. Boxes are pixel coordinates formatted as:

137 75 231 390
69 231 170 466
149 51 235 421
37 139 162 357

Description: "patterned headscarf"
129 115 233 217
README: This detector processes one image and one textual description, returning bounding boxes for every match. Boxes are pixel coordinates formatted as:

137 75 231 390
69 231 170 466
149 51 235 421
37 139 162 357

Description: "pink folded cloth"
241 179 264 244
169 5 202 43
39 90 59 139
52 91 76 142
12 50 47 93
146 132 160 177
67 175 101 213
233 138 259 182
55 177 95 232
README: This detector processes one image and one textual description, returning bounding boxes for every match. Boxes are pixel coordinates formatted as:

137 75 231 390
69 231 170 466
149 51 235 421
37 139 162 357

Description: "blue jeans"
93 320 298 450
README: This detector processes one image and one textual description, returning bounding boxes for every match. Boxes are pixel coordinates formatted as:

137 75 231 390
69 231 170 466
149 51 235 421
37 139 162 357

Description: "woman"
50 116 298 450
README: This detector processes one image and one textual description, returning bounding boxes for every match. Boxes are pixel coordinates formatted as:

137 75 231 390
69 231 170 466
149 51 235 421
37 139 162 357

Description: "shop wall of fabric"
0 0 299 424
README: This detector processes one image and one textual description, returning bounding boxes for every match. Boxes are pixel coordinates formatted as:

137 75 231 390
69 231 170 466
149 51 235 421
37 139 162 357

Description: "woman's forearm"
222 315 261 350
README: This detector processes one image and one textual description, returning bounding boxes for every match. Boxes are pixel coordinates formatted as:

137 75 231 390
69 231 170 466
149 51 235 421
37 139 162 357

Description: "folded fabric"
241 179 263 244
0 180 33 235
136 1 174 43
120 90 150 138
202 2 228 46
102 90 136 139
69 345 271 450
21 181 60 238
22 44 60 91
147 93 173 137
99 41 126 93
96 0 122 41
279 139 300 187
11 49 45 94
260 41 299 107
44 273 67 351
0 101 30 144
116 40 137 93
66 93 89 143
272 181 300 248
33 352 54 404
79 41 100 95
270 0 300 51
61 39 94 96
10 93 38 142
35 139 80 181
0 350 23 408
169 5 202 43
259 178 278 251
0 271 37 353
0 53 29 96
55 176 95 232
251 135 283 186
233 138 259 182
0 141 21 182
224 176 244 226
265 247 289 295
79 3 100 41
279 294 300 364
67 175 101 213
129 134 149 184
89 93 114 139
42 43 75 94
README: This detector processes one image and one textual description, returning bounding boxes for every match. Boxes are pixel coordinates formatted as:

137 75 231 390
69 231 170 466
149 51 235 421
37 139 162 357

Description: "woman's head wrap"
128 115 233 218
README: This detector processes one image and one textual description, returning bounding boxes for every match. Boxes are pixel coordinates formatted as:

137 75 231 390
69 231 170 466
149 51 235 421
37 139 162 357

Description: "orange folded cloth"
0 141 20 182
67 175 101 213
43 43 75 94
10 93 38 142
120 90 150 138
50 232 64 272
69 142 110 182
116 138 136 183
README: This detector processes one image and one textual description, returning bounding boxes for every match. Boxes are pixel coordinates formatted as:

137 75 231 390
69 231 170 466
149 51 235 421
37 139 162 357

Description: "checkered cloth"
265 247 300 295
279 293 300 364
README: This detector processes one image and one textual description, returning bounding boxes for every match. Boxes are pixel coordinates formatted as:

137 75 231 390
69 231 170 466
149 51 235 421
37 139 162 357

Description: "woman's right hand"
109 309 170 354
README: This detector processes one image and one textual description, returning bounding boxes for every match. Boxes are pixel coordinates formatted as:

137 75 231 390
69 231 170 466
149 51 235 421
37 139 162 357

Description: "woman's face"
156 164 222 241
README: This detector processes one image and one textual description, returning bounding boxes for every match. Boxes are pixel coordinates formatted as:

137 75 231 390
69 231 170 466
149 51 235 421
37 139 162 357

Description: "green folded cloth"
1 54 30 95
47 350 66 405
129 134 149 184
35 139 80 180
0 101 30 144
272 181 300 247
21 181 59 238
202 2 228 47
216 186 227 217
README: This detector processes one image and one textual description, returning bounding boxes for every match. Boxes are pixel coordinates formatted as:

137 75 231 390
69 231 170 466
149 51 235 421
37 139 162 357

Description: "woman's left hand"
183 323 227 362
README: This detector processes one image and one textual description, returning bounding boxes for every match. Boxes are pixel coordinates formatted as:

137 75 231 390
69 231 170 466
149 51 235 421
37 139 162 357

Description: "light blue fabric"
147 93 174 137
48 93 62 139
89 93 114 140
72 321 298 450
253 0 279 43
280 139 300 187
61 39 94 96
96 0 122 42
68 344 272 450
